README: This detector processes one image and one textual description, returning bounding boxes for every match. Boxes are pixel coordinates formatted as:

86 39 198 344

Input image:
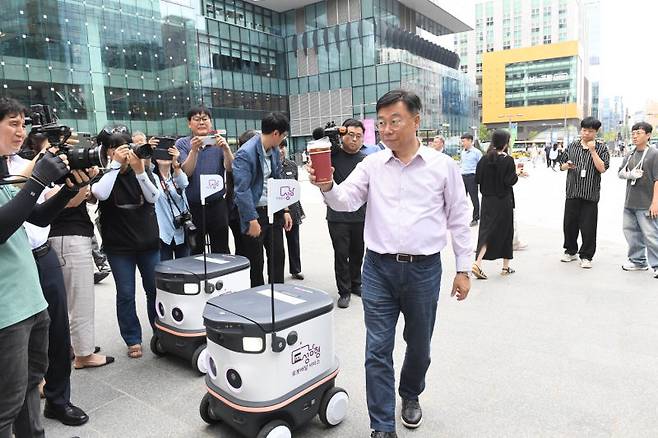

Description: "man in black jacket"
279 140 305 280
327 119 367 308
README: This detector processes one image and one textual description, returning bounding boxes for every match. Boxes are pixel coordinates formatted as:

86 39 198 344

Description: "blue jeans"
106 250 159 346
159 239 190 261
623 208 658 269
361 250 442 432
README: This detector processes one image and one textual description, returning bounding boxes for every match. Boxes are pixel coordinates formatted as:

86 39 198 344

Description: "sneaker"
401 399 422 429
622 262 649 271
337 295 350 309
469 220 479 227
580 259 592 269
94 271 110 284
561 253 578 262
291 272 305 280
654 269 658 279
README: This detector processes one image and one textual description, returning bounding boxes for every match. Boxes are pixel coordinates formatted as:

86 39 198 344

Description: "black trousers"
242 208 285 287
189 198 229 255
34 247 72 408
462 174 480 221
285 223 302 275
328 221 365 297
563 198 599 260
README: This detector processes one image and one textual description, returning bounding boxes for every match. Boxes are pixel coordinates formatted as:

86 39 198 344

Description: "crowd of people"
1 87 657 438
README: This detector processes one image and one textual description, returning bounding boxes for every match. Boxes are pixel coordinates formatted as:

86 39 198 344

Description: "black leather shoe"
291 272 305 280
44 402 89 426
371 431 397 438
401 398 422 428
337 295 350 308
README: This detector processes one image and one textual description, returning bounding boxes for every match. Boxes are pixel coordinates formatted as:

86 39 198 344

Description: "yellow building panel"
482 41 583 124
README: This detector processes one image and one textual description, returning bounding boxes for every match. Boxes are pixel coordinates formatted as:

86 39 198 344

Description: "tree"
478 124 491 141
603 131 617 142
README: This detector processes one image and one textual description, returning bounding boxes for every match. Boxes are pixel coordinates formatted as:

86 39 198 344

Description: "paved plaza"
43 156 658 438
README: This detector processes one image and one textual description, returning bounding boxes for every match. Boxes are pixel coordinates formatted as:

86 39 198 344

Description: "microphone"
311 127 325 140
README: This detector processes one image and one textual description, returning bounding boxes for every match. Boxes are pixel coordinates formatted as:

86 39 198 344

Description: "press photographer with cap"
308 90 472 438
0 97 92 438
91 126 161 360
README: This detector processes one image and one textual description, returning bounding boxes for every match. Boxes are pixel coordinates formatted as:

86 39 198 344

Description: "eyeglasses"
345 132 363 140
191 116 210 123
376 118 406 131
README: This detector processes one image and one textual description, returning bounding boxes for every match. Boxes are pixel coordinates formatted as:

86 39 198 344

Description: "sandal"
472 263 488 280
74 354 115 369
127 344 143 359
501 267 516 275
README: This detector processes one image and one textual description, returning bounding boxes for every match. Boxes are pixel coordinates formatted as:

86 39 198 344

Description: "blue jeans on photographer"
361 250 442 433
623 208 658 270
106 250 159 346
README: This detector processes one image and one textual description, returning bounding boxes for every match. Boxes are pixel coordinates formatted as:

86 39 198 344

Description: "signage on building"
524 72 569 84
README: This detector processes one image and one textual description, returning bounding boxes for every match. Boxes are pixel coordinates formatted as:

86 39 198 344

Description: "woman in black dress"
472 130 519 279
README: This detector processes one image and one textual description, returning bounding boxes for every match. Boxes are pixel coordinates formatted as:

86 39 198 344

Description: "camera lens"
157 302 165 319
226 369 242 389
172 307 184 323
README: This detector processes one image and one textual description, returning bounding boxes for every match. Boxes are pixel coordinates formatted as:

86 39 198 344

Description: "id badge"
580 169 587 178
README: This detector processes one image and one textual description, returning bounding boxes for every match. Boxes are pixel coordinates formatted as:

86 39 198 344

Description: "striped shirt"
563 139 610 202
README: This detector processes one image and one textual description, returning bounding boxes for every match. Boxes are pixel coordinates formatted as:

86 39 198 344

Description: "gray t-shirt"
620 146 658 209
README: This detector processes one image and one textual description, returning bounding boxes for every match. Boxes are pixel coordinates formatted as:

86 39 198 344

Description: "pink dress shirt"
322 145 473 272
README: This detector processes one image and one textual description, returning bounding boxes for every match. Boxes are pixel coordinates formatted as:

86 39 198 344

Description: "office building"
482 40 587 143
0 0 477 154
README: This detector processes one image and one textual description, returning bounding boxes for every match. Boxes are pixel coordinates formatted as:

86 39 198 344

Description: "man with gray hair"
431 135 445 153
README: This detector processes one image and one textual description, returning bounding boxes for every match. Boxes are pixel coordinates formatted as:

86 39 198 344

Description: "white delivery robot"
199 284 349 437
151 254 250 374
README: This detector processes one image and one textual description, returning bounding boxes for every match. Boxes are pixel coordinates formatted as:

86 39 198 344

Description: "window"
486 17 494 27
543 35 551 44
476 62 482 73
503 41 511 50
460 65 468 73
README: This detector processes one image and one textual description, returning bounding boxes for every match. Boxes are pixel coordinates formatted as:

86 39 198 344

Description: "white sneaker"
561 253 578 262
580 259 592 269
622 262 649 271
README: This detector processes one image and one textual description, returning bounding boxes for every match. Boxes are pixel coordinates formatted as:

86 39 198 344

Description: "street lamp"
470 125 478 141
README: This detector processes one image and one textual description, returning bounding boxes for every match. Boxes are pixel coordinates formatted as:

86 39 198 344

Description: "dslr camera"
312 121 347 150
24 104 106 170
173 211 198 250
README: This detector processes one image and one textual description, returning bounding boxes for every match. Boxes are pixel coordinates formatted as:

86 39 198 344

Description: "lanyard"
159 174 188 219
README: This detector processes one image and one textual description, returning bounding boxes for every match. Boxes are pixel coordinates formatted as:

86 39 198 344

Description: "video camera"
23 104 107 170
311 121 347 150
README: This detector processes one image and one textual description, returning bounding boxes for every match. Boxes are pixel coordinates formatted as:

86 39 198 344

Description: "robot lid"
203 284 334 334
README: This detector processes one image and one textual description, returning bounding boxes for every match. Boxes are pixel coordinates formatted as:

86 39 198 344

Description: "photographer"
10 130 96 426
0 97 87 438
325 118 368 308
91 126 160 359
153 145 192 260
177 106 234 254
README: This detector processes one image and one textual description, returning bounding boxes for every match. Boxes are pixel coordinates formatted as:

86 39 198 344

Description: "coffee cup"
307 137 332 183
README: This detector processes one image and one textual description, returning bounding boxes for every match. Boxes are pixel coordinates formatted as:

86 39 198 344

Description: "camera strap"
159 175 188 222
625 148 648 172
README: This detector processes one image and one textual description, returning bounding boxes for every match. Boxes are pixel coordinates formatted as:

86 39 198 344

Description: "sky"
598 0 658 111
441 0 658 112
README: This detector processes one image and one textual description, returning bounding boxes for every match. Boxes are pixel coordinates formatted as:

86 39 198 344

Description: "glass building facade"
504 55 578 108
0 0 475 153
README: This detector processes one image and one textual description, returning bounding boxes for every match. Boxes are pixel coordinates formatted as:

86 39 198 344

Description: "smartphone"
202 129 227 147
152 136 176 160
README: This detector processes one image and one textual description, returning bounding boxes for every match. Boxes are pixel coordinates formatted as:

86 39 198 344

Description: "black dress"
475 153 518 260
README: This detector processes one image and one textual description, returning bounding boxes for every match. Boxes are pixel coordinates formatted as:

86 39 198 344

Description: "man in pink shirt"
309 90 472 438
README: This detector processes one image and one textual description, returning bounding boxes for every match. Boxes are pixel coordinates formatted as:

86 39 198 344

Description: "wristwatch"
456 271 470 278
